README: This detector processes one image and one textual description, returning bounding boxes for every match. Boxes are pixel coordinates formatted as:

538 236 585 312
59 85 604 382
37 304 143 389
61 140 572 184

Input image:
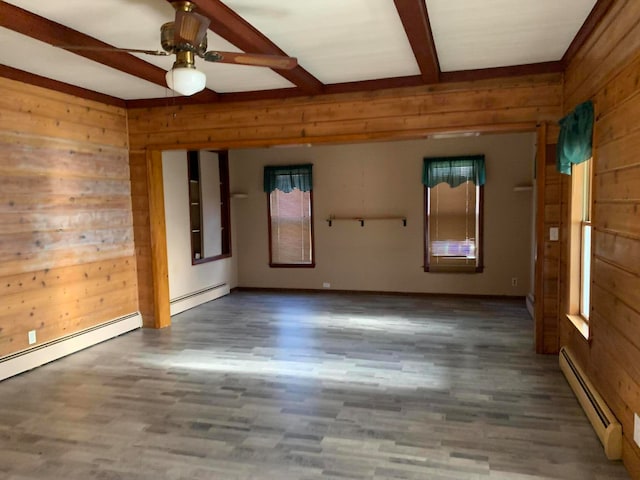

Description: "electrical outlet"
28 330 36 345
511 277 518 287
634 412 640 448
322 282 331 288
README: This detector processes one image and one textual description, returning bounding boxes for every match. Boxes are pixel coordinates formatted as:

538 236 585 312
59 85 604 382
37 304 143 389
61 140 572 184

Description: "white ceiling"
224 0 421 84
0 0 597 101
427 0 597 71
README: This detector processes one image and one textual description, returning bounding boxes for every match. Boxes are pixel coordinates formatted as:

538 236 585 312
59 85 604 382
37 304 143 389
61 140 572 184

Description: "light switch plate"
550 227 559 241
634 412 640 448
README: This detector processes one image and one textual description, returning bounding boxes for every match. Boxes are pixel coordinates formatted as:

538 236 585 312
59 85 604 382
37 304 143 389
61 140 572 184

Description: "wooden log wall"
128 74 561 151
559 0 640 476
0 77 138 358
534 130 563 355
128 74 562 326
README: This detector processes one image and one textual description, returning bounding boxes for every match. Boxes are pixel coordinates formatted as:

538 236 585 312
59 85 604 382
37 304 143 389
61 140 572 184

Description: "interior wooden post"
534 122 547 353
146 149 171 329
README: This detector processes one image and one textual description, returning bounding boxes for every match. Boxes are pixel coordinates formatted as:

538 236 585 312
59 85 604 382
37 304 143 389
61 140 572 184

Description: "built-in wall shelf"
326 215 407 227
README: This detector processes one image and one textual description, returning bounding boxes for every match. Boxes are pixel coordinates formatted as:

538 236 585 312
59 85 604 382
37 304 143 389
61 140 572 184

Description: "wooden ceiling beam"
0 2 218 99
440 61 563 83
187 0 324 95
126 65 563 108
126 75 429 107
393 0 440 84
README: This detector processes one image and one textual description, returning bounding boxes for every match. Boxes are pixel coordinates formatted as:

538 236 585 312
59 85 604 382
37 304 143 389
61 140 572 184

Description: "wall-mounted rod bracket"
326 215 407 227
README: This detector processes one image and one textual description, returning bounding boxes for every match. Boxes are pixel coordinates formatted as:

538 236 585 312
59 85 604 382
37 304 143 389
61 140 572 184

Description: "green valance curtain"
422 155 486 188
557 100 594 175
263 164 313 193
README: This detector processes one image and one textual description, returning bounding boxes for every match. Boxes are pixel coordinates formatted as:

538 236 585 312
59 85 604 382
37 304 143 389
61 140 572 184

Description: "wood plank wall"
128 74 562 325
128 74 561 151
0 77 138 358
535 135 563 354
559 1 640 475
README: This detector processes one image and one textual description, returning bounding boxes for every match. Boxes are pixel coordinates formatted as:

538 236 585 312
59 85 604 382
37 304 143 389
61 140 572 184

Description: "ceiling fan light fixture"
165 66 206 96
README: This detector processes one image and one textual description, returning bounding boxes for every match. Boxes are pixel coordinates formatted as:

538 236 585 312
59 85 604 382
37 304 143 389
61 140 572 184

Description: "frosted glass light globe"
165 67 206 96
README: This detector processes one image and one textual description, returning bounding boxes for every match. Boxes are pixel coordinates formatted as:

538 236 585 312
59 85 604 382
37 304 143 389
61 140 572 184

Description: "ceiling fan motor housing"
160 22 207 56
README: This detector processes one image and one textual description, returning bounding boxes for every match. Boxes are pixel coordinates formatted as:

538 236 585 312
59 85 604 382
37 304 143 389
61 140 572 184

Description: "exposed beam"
0 2 218 99
393 0 440 84
562 0 615 67
125 85 269 108
126 64 561 108
216 76 426 102
324 75 425 95
440 61 563 83
126 75 427 108
0 65 126 107
188 0 324 95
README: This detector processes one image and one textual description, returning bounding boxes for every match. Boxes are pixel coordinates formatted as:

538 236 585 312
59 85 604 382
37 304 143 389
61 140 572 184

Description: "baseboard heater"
170 282 229 316
0 312 142 382
559 346 622 460
525 293 535 320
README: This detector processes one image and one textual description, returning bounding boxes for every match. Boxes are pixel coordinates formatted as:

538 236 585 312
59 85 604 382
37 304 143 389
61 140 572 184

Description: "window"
558 99 594 339
187 150 231 264
423 156 485 273
579 159 592 319
264 164 314 267
568 158 592 333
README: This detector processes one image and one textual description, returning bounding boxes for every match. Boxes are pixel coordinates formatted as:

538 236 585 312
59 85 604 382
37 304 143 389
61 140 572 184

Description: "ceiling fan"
58 0 297 96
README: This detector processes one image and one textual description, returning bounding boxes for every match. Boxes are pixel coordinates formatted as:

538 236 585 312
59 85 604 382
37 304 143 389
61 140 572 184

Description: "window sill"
425 265 483 273
566 314 590 341
192 253 232 265
269 263 316 268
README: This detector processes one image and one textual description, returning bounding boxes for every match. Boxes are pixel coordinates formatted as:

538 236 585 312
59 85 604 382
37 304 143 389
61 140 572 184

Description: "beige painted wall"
162 150 237 304
230 132 535 296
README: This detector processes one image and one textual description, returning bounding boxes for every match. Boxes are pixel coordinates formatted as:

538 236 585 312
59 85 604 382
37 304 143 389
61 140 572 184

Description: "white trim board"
170 283 229 316
0 312 142 382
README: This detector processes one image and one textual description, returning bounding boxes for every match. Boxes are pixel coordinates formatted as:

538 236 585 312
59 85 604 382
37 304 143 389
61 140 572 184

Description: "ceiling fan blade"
55 45 169 56
174 9 210 46
203 51 298 70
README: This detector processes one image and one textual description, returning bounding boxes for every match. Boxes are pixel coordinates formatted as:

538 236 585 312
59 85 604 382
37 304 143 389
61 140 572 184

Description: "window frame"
424 182 484 273
187 150 231 265
267 188 316 269
566 157 593 339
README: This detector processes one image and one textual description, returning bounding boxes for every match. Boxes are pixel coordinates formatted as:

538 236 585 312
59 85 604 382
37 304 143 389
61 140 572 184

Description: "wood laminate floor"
0 291 630 480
